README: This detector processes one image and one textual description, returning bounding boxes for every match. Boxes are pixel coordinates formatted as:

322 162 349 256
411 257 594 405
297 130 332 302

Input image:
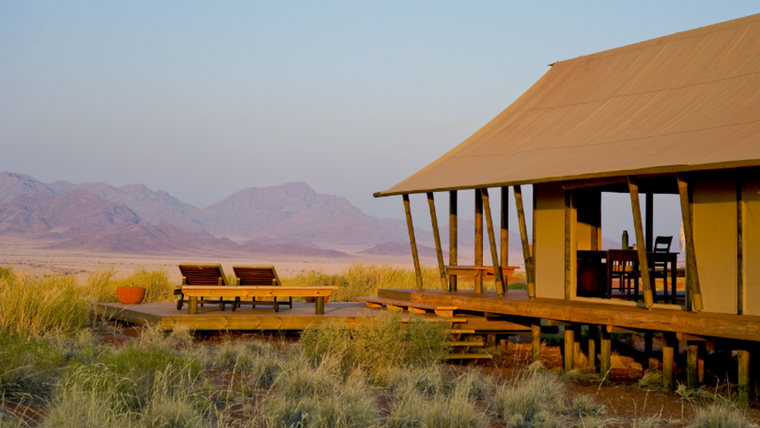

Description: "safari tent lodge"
374 14 760 400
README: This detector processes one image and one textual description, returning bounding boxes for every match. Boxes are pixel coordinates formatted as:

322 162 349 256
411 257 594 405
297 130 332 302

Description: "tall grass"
0 268 90 337
83 268 174 303
283 263 442 301
300 311 450 383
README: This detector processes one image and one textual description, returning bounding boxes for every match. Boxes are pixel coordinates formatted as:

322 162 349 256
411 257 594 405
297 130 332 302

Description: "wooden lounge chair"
175 263 229 310
231 265 292 312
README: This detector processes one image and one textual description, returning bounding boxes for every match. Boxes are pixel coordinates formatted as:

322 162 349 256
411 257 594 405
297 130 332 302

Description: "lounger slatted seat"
175 263 229 310
231 265 291 312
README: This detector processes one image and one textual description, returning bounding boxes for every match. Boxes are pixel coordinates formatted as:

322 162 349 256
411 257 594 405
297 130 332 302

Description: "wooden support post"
498 338 508 353
738 349 750 406
645 331 653 368
564 326 575 372
449 191 458 292
189 296 198 315
753 345 760 398
316 296 325 315
481 188 506 297
501 186 509 268
475 189 484 293
628 176 654 308
662 333 676 392
588 325 597 370
677 174 703 312
531 322 541 363
687 342 699 389
600 329 611 380
573 324 582 366
645 192 654 252
427 192 449 291
403 194 423 290
514 185 535 298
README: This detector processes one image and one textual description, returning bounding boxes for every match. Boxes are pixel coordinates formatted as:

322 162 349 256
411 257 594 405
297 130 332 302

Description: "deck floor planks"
100 302 479 331
378 289 760 342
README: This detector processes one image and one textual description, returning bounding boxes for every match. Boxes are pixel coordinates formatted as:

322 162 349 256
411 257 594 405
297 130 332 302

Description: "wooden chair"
607 250 639 300
651 236 674 302
231 265 293 312
175 263 229 310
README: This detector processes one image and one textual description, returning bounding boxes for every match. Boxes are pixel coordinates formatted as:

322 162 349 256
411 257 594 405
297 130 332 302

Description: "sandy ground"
0 236 527 283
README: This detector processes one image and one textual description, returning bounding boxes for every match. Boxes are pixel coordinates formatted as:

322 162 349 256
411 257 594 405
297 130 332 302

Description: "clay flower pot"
117 286 146 305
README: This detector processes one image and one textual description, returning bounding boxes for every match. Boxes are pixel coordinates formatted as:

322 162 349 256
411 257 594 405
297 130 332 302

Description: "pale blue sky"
1 1 757 241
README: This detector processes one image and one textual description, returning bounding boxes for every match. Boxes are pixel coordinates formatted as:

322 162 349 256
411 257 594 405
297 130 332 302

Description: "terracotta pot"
117 286 146 305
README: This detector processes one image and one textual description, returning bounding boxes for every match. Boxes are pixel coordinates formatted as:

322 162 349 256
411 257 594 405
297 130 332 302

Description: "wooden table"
444 265 519 292
578 250 678 303
181 286 338 314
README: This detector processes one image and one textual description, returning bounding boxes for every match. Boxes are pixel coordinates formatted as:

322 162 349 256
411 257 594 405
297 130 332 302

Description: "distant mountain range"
0 171 616 259
0 171 460 257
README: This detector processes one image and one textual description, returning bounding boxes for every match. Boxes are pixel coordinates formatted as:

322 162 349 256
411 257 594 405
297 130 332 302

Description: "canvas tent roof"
377 14 760 197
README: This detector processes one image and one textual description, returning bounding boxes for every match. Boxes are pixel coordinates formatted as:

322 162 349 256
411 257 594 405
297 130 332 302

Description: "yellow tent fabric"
377 14 760 197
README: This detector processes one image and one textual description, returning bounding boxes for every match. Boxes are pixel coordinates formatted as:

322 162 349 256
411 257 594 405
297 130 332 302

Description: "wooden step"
356 296 458 317
450 329 476 334
444 353 493 360
449 341 485 347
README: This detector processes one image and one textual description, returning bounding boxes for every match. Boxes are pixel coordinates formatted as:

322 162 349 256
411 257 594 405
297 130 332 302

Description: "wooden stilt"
481 188 505 297
600 329 611 380
427 192 448 291
738 349 750 406
501 186 509 268
662 333 676 392
189 296 198 315
475 189 484 293
316 296 325 315
498 338 508 353
403 194 423 290
531 322 541 363
687 342 699 389
753 345 760 398
573 324 582 365
514 185 535 298
564 326 575 372
645 331 653 368
677 174 703 312
449 191 458 292
588 325 597 370
628 176 654 308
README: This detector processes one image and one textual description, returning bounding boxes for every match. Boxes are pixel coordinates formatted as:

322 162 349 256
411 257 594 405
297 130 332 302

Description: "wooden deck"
378 289 760 342
98 301 532 332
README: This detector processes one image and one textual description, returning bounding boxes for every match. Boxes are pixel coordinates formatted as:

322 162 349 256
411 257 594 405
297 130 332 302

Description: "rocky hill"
0 172 423 256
